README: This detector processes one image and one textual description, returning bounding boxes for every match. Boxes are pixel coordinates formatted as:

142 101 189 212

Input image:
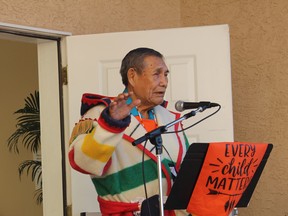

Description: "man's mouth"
155 91 165 96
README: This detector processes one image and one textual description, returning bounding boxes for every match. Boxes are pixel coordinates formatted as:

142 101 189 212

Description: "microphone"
175 100 219 112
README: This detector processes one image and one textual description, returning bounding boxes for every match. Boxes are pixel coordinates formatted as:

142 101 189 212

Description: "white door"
66 25 234 215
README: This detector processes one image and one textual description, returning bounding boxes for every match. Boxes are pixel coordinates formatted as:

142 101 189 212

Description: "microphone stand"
132 107 205 216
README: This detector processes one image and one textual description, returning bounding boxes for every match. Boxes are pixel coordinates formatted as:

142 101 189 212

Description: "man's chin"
154 98 164 106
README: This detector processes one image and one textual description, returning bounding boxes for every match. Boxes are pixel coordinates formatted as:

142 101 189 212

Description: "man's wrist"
98 107 131 133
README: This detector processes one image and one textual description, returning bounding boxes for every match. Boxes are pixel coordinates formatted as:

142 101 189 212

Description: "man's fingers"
114 93 130 103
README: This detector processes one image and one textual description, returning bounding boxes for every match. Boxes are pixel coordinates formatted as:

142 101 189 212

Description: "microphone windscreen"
175 100 184 112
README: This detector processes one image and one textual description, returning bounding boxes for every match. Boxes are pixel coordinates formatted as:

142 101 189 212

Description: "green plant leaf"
18 160 42 185
7 91 40 153
7 90 42 204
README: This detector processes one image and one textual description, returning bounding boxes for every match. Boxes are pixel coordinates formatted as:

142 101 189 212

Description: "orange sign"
187 142 268 216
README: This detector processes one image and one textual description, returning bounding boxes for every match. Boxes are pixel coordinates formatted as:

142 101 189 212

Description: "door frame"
0 22 71 216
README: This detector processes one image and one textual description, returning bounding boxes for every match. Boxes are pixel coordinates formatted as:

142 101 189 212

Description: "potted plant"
7 90 42 204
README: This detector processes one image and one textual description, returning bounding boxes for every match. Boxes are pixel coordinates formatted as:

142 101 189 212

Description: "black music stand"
164 142 273 211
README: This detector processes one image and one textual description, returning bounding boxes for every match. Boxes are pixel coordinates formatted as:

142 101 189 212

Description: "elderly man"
69 47 190 216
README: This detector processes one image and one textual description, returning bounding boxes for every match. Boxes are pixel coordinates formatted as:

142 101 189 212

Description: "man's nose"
160 74 168 87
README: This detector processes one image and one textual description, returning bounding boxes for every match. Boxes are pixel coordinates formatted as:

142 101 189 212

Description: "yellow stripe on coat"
81 128 115 162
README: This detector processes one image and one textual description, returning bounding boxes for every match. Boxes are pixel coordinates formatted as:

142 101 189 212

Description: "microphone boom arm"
132 107 203 146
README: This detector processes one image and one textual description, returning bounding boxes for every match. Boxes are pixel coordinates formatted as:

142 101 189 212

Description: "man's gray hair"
120 47 163 86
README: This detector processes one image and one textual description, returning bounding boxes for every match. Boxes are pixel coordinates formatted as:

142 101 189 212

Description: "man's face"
131 56 169 109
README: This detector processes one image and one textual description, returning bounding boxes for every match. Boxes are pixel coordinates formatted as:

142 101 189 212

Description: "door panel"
66 25 234 215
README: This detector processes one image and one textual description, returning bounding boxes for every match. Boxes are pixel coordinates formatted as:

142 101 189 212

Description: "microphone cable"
136 105 221 215
164 104 221 134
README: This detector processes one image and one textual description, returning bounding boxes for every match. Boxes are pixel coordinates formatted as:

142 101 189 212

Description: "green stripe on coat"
92 159 160 196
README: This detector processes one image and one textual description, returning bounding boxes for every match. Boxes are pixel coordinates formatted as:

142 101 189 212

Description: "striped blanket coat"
69 93 190 215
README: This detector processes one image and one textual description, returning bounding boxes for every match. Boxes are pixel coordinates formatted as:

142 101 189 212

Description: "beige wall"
0 0 287 215
0 40 42 216
180 1 288 215
0 0 182 35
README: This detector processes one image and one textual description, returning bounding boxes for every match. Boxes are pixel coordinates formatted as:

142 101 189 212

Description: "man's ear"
127 68 137 87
